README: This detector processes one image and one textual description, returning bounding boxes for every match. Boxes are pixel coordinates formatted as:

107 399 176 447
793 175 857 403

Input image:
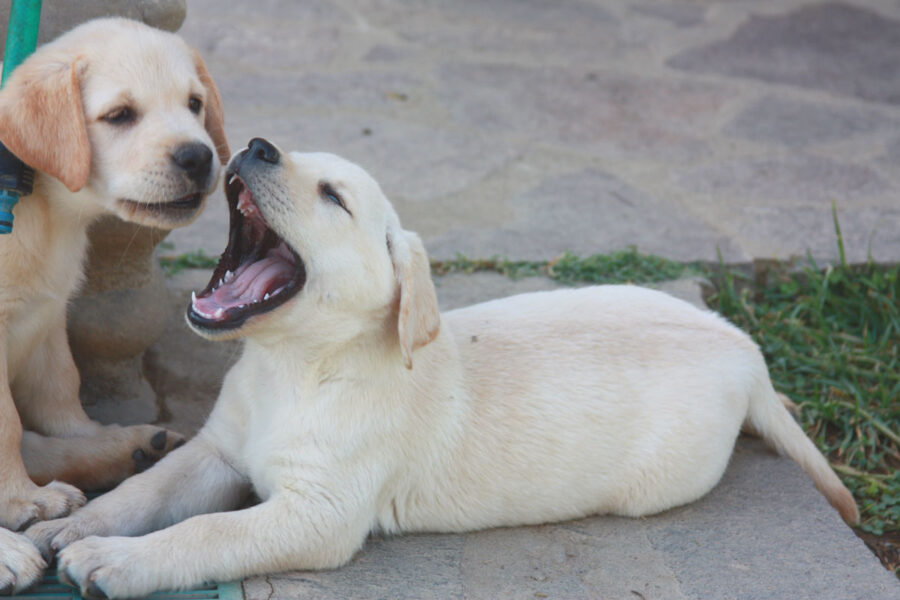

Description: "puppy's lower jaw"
191 240 298 321
115 193 205 228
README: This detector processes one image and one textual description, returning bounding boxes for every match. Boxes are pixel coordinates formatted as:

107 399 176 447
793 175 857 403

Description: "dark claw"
172 438 186 450
85 579 108 599
132 448 154 472
150 430 167 451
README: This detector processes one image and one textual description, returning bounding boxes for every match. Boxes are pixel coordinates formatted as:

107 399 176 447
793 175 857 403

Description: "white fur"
32 144 857 598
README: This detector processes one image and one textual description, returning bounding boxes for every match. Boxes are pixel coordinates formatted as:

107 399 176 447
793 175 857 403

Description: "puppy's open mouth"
186 175 306 330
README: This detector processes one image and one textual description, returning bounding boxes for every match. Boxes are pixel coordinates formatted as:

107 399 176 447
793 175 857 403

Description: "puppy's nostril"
247 137 280 165
172 142 213 184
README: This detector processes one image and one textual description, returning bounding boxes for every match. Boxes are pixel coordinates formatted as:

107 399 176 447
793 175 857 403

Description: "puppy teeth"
191 291 197 304
264 292 270 301
224 270 234 283
213 308 224 318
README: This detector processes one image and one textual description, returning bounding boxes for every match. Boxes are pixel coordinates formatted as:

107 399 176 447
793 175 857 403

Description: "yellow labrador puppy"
32 139 857 598
0 18 228 593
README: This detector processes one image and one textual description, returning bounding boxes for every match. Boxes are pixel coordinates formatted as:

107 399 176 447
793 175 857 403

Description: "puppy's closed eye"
319 181 351 216
102 106 137 126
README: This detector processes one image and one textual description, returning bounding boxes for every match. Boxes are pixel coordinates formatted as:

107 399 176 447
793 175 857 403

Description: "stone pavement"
147 0 900 598
168 0 900 265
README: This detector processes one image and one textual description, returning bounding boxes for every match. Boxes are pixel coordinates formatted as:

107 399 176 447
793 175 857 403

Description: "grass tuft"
158 249 219 275
706 257 900 535
431 247 702 285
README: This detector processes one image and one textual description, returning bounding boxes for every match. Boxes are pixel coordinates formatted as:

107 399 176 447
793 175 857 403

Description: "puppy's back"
400 286 760 531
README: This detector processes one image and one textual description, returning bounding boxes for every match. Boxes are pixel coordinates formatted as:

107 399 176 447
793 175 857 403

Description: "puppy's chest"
242 406 315 500
236 376 379 500
236 378 315 496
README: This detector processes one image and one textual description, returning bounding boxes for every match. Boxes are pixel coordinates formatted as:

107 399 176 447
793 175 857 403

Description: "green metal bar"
1 0 42 86
0 0 42 233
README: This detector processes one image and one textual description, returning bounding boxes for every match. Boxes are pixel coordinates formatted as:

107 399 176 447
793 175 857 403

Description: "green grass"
431 246 703 284
160 234 900 536
704 215 900 536
158 249 219 275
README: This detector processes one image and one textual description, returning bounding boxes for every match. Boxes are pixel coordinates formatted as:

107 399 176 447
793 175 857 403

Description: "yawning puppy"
0 18 228 592
29 139 857 598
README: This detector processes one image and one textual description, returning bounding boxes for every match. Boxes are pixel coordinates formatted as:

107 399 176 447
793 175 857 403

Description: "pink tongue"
192 249 294 318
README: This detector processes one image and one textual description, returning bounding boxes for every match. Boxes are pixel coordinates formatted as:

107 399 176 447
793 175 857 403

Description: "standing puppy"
0 18 228 593
31 140 857 599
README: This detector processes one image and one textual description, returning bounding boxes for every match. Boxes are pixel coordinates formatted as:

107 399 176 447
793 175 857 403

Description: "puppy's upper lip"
187 174 305 330
224 147 249 180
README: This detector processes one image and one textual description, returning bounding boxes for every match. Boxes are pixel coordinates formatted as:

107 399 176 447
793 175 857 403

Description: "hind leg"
22 428 184 491
12 318 184 490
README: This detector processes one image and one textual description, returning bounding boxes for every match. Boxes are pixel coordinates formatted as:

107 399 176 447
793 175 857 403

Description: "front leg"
58 487 374 599
26 434 249 558
0 341 84 533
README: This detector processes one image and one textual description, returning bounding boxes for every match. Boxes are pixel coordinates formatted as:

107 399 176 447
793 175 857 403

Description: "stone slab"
425 168 740 262
434 63 729 159
668 3 900 106
629 2 707 28
166 0 900 267
725 95 895 148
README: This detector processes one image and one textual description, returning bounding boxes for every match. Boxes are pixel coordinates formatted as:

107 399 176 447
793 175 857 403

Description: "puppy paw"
0 481 86 532
0 529 46 594
25 512 109 562
41 425 187 491
58 536 149 600
130 426 185 473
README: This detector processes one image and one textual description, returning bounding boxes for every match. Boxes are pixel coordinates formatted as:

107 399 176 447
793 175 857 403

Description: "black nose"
171 142 213 185
247 138 280 165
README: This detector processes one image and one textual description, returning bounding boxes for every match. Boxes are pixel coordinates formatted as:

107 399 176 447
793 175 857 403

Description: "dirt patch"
856 529 900 578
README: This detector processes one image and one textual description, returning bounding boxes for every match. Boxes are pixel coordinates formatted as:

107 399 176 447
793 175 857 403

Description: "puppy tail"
745 372 859 526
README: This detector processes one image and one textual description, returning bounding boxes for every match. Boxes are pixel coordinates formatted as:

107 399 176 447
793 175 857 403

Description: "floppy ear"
191 50 229 165
388 228 440 369
0 54 90 192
